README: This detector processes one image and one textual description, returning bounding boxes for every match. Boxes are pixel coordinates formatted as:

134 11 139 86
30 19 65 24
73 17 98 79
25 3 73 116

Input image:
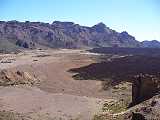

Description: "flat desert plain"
0 49 131 120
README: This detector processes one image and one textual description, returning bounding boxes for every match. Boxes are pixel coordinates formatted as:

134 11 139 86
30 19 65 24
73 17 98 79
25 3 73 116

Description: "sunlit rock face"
0 69 39 86
0 20 141 51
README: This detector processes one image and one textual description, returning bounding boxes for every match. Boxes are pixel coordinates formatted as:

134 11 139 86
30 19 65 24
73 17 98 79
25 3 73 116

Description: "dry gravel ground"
0 49 118 120
0 86 107 120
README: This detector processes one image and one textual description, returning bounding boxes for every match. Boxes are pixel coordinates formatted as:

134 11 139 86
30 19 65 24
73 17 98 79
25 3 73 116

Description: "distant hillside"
0 38 20 53
0 20 141 51
141 40 160 48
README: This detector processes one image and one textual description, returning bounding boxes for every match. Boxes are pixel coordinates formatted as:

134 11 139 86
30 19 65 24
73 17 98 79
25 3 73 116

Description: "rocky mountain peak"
92 22 108 32
94 22 106 27
120 31 129 35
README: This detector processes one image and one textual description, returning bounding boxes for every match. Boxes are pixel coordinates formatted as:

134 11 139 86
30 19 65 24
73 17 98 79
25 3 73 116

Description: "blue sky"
0 0 159 41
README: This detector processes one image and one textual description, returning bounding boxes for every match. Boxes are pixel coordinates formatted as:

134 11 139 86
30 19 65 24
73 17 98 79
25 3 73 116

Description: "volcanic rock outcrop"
0 69 39 86
131 74 160 106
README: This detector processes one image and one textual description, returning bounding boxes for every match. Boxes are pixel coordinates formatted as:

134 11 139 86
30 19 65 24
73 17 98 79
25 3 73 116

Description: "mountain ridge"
0 20 159 52
141 40 160 48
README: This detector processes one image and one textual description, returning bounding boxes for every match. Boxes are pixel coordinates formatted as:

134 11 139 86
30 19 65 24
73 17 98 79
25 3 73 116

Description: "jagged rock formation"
0 20 141 50
131 74 160 106
96 86 160 120
0 69 39 86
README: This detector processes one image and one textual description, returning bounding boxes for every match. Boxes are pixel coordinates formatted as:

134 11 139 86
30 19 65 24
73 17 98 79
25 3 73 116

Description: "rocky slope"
94 94 160 120
0 20 141 50
0 69 39 86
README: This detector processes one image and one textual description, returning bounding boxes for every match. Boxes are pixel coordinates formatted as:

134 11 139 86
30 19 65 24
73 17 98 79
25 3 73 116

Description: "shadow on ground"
68 55 160 88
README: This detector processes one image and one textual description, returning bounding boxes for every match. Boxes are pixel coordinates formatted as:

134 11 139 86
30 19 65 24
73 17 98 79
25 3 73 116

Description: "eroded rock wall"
132 74 160 106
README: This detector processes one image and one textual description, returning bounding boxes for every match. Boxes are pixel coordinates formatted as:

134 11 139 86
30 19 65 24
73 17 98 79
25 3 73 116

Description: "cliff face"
132 74 160 106
0 20 141 50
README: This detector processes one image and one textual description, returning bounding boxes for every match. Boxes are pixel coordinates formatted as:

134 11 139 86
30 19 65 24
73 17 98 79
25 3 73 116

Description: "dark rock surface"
88 47 160 57
131 74 160 106
69 55 160 107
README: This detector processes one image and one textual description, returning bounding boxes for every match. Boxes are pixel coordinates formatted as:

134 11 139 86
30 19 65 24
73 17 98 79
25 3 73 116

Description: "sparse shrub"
102 100 128 113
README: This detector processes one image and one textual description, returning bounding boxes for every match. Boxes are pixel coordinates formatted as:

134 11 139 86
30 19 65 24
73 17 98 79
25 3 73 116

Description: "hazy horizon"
0 0 159 41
